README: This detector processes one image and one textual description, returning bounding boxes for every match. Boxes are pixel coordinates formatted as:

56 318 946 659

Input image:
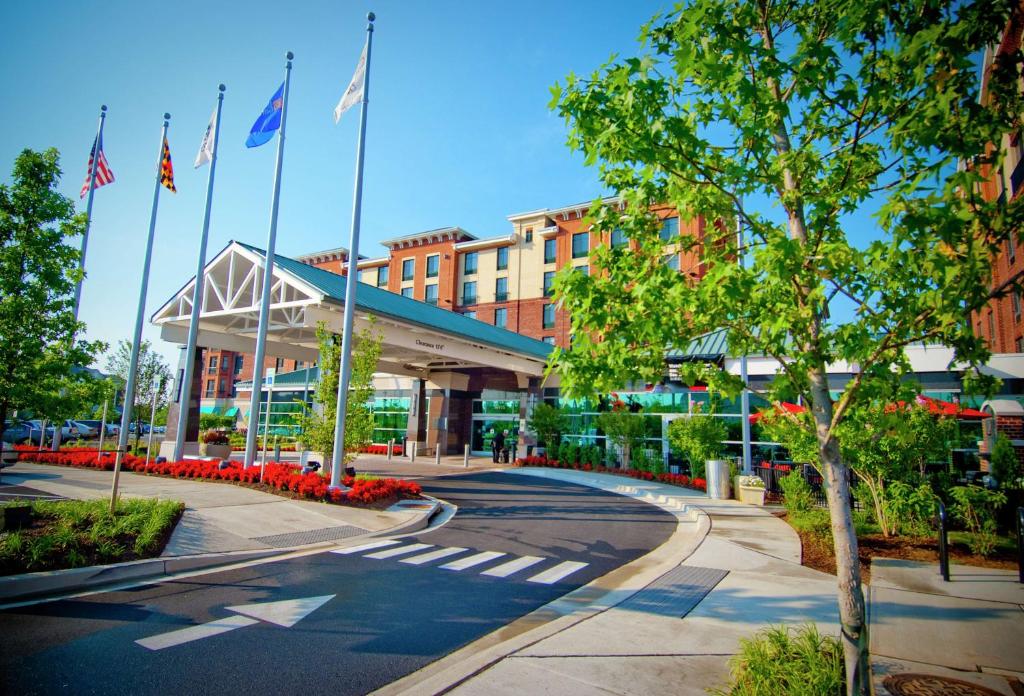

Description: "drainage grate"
618 564 728 618
251 525 367 548
883 674 1007 696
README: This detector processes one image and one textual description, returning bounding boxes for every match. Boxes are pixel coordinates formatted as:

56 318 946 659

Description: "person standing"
492 429 505 464
501 429 511 464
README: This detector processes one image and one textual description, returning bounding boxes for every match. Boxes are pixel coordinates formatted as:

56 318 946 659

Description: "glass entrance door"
471 418 518 458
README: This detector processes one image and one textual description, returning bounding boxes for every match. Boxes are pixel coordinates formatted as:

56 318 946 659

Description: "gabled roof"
235 241 552 361
665 329 730 362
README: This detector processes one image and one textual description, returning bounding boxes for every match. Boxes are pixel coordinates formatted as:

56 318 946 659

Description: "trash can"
705 459 731 499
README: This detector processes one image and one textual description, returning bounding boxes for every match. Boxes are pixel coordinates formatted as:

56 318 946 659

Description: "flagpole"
110 113 171 512
244 52 294 468
173 85 226 462
74 105 107 323
330 13 375 489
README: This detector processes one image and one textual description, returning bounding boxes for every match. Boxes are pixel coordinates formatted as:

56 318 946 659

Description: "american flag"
80 133 114 199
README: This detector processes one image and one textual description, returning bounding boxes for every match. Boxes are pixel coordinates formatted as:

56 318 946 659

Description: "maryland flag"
160 137 176 193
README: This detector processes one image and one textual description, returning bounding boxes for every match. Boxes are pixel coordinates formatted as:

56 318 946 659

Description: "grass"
712 624 844 696
0 498 183 575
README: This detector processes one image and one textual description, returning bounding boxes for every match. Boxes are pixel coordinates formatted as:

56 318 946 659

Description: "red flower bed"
513 455 707 493
358 444 404 456
14 446 421 506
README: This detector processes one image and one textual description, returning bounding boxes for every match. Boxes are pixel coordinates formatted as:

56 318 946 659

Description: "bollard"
411 442 416 463
435 447 441 466
1017 507 1024 584
938 501 950 582
464 443 470 468
387 438 394 465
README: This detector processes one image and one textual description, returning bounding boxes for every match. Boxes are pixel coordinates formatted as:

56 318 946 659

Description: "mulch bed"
775 512 1018 585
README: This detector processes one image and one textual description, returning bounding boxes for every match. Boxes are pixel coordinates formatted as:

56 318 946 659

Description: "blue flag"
246 83 284 148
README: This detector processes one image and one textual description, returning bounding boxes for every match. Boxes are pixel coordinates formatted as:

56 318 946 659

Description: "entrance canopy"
152 241 552 379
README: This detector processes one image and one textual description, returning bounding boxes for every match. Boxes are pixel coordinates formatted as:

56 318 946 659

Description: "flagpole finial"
286 51 294 61
218 84 226 93
164 112 171 120
367 11 375 21
101 104 107 113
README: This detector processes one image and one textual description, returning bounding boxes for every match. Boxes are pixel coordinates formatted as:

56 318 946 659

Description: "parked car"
58 420 81 439
152 425 166 434
1 441 17 467
127 423 151 435
71 420 101 438
2 421 31 444
24 420 55 445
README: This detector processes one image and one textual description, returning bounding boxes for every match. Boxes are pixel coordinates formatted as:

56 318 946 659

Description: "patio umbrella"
749 401 806 423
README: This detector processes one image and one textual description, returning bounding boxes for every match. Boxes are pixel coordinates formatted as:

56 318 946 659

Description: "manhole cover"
883 673 1005 696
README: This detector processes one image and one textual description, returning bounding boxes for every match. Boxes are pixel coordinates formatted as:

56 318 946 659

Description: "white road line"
480 555 545 578
331 539 399 555
400 547 468 565
135 615 259 651
526 561 589 585
439 551 506 571
364 543 433 559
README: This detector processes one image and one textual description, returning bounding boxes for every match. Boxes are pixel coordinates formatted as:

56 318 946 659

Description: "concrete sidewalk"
379 467 1024 696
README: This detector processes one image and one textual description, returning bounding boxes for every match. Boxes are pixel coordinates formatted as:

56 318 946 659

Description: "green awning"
224 407 239 417
199 406 220 415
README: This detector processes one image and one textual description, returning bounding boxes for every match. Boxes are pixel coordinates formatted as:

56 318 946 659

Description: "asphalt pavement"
1 471 676 696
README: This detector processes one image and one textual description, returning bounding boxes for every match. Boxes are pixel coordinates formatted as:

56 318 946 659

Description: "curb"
0 497 442 606
371 467 713 696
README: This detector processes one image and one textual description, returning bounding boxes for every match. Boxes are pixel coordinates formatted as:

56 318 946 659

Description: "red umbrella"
749 402 806 423
913 395 990 420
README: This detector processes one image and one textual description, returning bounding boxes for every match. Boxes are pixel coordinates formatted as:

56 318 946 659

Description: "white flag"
334 45 366 123
194 107 217 168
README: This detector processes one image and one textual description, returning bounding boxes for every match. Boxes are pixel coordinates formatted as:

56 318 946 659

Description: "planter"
734 476 766 505
200 443 232 459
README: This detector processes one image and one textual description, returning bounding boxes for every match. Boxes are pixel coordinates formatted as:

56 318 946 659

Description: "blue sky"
1 0 670 368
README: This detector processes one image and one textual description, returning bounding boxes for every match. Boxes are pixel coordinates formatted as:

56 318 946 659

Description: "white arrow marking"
135 594 336 651
224 594 335 628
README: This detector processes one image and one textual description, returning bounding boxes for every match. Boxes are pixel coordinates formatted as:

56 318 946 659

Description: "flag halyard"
160 137 176 193
80 134 114 199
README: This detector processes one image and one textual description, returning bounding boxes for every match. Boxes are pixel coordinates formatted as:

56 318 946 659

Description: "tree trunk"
808 368 871 695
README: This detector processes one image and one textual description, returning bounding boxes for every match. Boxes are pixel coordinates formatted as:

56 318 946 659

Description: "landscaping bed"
13 447 422 508
779 511 1019 584
514 455 707 492
0 498 184 576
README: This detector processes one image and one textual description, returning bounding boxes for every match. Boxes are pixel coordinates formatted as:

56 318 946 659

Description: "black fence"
753 462 857 509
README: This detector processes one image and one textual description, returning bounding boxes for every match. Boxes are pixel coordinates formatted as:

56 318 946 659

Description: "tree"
666 406 729 480
549 2 1022 691
105 340 171 449
596 406 652 470
527 402 569 450
0 148 104 450
294 320 382 472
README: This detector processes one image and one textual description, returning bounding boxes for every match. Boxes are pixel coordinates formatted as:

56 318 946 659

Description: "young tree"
527 402 570 450
294 320 383 472
105 340 171 449
0 148 104 452
549 2 1021 691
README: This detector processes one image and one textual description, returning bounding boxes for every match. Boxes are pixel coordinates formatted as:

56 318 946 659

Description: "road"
1 471 676 695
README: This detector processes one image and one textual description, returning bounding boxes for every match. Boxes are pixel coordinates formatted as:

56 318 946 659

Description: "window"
425 283 438 305
611 228 627 248
296 360 304 369
1014 290 1022 321
1010 239 1017 265
377 265 389 287
204 380 214 397
463 251 478 275
543 303 555 329
220 356 229 369
495 277 509 302
462 281 477 305
463 310 477 320
663 253 679 271
660 216 679 242
401 286 414 299
525 229 533 243
426 254 439 278
234 355 244 374
219 380 227 395
542 336 555 345
494 307 508 328
988 311 996 341
402 258 415 281
576 265 589 276
543 271 556 297
544 238 557 264
231 382 238 398
208 356 217 374
572 232 589 258
275 358 284 371
1017 336 1024 352
497 246 509 270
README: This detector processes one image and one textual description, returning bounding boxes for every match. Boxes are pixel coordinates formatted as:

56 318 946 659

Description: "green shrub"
199 414 235 431
667 409 728 476
714 624 843 696
990 433 1019 486
583 444 604 467
948 485 1007 557
779 471 815 516
558 440 580 465
788 509 833 549
883 481 937 536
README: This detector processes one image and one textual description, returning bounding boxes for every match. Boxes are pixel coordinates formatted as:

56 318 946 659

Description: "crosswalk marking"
480 555 545 578
331 539 399 555
400 547 468 565
526 561 589 585
364 543 433 559
439 550 507 571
